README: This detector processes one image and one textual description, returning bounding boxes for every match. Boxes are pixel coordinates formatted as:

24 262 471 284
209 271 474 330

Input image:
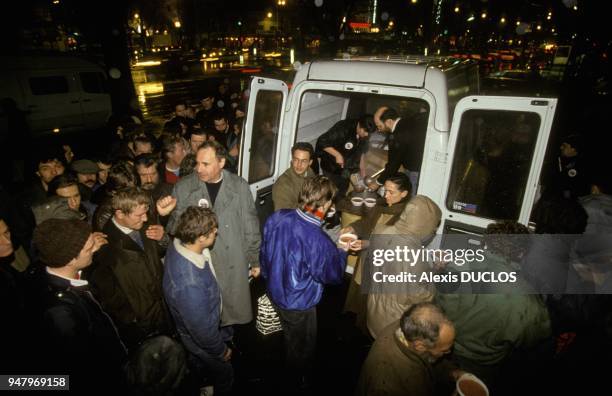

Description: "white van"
0 55 112 135
239 56 557 237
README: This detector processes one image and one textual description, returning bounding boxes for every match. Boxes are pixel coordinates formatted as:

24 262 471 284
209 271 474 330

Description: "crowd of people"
1 76 611 396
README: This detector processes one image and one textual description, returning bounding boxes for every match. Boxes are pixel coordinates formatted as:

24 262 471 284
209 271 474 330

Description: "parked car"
482 68 558 96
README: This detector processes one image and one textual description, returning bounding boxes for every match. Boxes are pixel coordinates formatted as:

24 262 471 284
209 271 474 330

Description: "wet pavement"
231 276 372 396
132 58 296 127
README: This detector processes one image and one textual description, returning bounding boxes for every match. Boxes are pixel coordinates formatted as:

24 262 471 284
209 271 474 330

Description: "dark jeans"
275 305 317 379
187 351 234 396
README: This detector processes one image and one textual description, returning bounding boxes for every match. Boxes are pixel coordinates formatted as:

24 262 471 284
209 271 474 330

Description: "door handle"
258 190 273 199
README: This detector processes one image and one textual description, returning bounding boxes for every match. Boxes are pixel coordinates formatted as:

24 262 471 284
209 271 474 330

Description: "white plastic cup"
456 373 489 396
338 233 358 249
351 197 364 207
364 198 377 208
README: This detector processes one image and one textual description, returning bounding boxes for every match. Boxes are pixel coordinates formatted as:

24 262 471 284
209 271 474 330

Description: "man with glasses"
272 142 316 211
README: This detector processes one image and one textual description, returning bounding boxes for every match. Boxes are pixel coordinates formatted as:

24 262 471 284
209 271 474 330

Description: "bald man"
370 105 428 193
356 302 466 396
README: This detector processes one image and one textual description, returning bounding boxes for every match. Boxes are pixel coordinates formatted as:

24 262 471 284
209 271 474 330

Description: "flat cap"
71 159 99 174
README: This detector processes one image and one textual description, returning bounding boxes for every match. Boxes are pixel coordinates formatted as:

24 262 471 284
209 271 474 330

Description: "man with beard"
135 154 173 202
71 159 98 190
369 106 428 193
135 154 174 227
356 302 465 396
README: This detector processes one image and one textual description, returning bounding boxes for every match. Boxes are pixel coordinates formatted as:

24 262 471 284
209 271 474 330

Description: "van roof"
303 56 475 89
0 55 103 71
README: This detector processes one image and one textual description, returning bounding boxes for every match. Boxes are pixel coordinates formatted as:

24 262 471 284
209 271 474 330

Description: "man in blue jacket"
163 206 232 396
260 175 355 390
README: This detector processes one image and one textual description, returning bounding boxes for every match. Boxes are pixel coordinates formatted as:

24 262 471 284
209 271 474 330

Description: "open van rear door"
241 76 288 225
440 95 557 237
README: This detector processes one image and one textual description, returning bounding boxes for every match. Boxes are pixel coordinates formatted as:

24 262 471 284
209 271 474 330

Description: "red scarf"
303 205 326 221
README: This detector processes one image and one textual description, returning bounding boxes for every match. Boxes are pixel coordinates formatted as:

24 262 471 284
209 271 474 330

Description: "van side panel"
418 129 450 211
423 67 450 132
77 70 112 128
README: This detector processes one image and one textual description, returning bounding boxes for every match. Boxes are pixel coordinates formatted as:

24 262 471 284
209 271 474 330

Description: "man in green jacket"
272 142 316 211
356 302 463 396
436 221 552 393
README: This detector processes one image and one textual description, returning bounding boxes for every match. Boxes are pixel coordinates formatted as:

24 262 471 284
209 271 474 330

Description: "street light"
454 7 460 13
267 12 273 18
174 20 181 28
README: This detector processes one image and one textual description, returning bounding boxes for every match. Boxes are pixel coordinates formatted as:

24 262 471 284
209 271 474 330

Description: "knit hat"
33 218 92 268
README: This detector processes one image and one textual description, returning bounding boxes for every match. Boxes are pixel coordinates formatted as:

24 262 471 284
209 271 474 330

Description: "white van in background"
0 55 112 135
239 56 557 237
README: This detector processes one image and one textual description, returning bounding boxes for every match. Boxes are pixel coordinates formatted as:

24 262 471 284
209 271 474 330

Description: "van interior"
244 89 430 187
242 87 547 230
